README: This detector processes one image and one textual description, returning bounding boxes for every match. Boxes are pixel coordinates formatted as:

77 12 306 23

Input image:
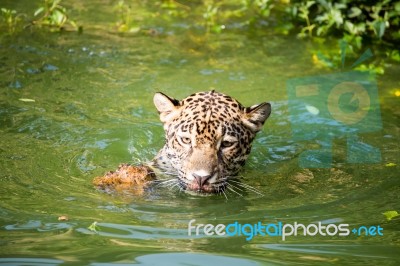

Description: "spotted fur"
151 90 271 194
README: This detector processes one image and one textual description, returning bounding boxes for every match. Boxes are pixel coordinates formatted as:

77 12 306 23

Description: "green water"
1 1 400 265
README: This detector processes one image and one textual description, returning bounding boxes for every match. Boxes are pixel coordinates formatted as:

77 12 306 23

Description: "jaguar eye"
181 137 191 144
221 140 235 148
178 136 191 146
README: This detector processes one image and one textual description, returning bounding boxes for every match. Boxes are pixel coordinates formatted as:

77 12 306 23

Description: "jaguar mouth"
179 179 227 194
187 183 215 193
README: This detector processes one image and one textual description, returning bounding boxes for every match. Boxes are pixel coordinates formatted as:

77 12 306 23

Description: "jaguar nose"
192 173 212 188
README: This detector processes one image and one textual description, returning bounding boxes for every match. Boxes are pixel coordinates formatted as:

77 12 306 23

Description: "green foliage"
286 0 400 74
113 0 140 33
158 0 190 18
33 0 79 31
88 221 100 232
1 0 399 43
152 0 400 48
291 0 400 46
240 0 275 24
309 39 387 74
1 0 398 73
202 1 223 33
0 0 80 35
155 0 278 34
0 8 26 35
296 1 317 38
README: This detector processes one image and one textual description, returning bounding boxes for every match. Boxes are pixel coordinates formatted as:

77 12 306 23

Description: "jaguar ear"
242 102 271 132
153 92 182 124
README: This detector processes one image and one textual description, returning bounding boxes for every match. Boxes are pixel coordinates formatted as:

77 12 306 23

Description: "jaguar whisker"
227 185 244 197
228 179 264 196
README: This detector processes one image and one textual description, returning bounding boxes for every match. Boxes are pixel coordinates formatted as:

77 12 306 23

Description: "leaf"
388 50 400 62
129 26 141 33
316 25 326 36
306 1 315 9
331 9 344 27
19 98 35 102
312 52 334 68
34 7 44 17
344 21 356 34
350 48 373 69
118 24 128 32
348 7 362 18
395 2 400 12
52 9 66 26
69 20 77 29
88 221 99 232
385 162 396 167
353 35 363 50
382 210 399 221
373 20 386 38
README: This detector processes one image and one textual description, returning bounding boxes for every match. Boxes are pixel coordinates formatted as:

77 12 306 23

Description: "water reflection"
5 220 75 232
76 222 189 240
91 253 262 266
0 258 63 266
258 244 399 260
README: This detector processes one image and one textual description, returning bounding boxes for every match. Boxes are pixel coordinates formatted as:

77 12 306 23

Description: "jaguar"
150 90 271 195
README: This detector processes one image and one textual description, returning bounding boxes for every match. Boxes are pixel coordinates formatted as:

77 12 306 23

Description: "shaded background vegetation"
1 0 399 72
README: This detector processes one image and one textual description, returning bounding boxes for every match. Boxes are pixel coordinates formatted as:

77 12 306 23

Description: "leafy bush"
152 0 399 47
291 0 400 48
0 0 80 35
0 8 26 35
1 0 398 70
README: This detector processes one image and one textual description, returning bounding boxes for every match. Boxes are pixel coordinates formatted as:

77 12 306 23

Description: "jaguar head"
153 90 271 194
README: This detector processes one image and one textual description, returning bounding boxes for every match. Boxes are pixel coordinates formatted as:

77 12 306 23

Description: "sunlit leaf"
331 8 344 26
19 98 35 102
88 221 99 232
305 105 319 115
344 21 355 34
69 20 77 29
306 1 315 9
118 24 128 32
383 210 399 221
34 7 44 17
52 9 66 26
129 26 140 33
348 7 362 18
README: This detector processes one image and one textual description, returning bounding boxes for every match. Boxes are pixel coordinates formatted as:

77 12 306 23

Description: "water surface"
0 1 399 265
